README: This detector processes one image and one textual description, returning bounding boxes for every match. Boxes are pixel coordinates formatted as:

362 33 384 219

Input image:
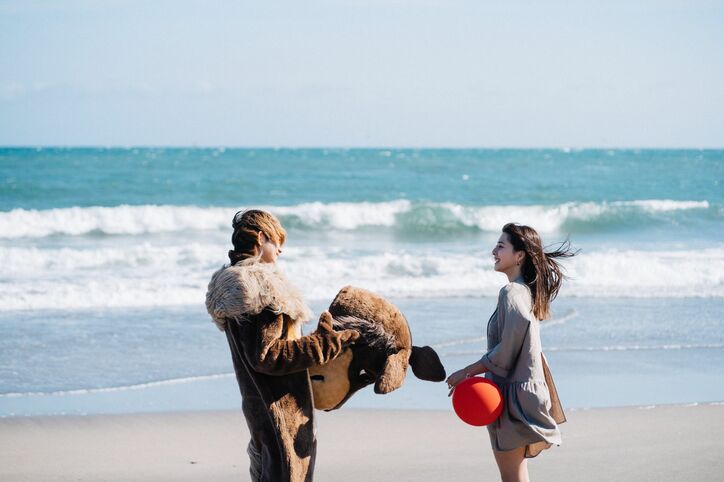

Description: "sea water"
0 148 722 416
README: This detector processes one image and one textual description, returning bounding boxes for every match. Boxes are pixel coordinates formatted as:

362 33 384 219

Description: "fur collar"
206 257 313 331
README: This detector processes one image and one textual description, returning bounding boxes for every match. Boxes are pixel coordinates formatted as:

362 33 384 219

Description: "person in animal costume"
206 210 360 482
207 209 447 481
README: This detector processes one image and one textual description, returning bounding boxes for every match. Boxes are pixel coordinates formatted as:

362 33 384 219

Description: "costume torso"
207 259 350 481
226 311 316 482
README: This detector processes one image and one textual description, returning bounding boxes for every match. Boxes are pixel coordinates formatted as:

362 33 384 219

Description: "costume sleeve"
479 286 531 378
242 310 359 376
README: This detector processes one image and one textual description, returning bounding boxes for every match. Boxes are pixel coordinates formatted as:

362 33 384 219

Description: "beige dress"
480 278 566 458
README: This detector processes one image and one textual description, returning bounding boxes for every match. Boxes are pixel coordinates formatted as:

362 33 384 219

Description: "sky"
1 0 723 148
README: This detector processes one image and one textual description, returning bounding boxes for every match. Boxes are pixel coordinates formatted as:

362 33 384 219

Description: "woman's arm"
478 285 530 378
241 310 359 376
447 285 530 391
446 359 489 393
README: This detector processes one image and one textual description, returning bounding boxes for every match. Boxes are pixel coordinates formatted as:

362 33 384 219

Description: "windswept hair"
228 209 287 265
502 223 578 320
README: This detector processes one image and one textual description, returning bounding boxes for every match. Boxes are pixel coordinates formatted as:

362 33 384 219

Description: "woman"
446 223 575 482
206 209 359 481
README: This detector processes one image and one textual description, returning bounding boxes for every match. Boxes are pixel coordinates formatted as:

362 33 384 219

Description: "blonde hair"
228 210 286 265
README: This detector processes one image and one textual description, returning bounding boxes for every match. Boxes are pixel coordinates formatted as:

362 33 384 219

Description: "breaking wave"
1 244 722 311
0 199 713 239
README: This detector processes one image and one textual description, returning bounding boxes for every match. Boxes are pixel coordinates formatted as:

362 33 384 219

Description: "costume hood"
206 258 313 331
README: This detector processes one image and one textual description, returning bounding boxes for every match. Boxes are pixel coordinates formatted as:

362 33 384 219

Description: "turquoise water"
0 148 722 415
3 148 722 209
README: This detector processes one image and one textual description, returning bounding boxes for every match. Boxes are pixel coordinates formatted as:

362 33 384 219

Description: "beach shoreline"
2 403 722 481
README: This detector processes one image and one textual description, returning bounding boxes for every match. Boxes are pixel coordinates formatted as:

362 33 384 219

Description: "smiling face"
492 232 524 276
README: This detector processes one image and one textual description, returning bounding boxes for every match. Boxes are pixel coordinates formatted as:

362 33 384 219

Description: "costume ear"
409 345 446 382
374 349 409 394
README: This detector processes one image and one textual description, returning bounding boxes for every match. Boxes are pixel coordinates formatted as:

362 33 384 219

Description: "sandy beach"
2 404 722 481
3 1 723 481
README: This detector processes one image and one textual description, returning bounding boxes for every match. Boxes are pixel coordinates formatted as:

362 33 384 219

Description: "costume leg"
247 439 263 482
304 437 317 482
247 436 287 482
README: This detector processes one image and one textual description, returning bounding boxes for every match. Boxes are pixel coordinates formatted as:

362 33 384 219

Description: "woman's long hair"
502 223 578 320
228 209 286 265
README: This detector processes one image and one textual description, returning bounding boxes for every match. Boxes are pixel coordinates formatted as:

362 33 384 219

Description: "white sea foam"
626 200 709 212
564 247 724 298
1 243 722 311
0 373 235 398
0 243 220 273
544 343 724 352
442 343 724 357
0 199 711 238
273 200 411 230
0 205 232 239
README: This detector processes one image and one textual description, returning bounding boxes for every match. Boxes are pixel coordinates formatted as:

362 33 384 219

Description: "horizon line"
1 145 723 151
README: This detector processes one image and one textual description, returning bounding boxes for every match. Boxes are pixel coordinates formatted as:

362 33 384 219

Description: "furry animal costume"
206 258 358 482
308 286 446 410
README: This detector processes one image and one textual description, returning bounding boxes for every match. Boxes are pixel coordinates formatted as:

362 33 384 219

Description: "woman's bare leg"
493 446 529 482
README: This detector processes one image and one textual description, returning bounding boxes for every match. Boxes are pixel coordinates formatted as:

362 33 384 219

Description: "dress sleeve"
240 310 358 376
479 286 531 378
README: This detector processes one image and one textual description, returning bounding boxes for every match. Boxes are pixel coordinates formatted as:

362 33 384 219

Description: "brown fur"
329 286 412 350
311 286 446 410
206 258 312 331
209 261 357 481
225 310 357 481
375 349 410 394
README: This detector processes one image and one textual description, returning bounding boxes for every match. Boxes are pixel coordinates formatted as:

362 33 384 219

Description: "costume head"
308 286 446 410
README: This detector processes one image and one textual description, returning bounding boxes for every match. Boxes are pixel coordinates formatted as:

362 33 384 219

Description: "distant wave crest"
0 199 713 239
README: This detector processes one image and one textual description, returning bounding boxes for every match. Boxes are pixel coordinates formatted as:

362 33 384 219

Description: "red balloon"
452 376 503 426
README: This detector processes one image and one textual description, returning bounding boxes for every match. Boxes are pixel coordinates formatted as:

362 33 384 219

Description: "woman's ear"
517 251 525 265
256 231 266 246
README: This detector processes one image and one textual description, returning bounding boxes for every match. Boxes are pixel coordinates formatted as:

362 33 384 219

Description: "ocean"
1 147 722 416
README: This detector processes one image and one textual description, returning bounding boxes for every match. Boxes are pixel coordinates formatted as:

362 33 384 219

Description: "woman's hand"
446 368 469 397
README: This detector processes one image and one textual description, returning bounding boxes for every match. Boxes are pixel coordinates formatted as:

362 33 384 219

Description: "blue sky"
1 0 722 147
